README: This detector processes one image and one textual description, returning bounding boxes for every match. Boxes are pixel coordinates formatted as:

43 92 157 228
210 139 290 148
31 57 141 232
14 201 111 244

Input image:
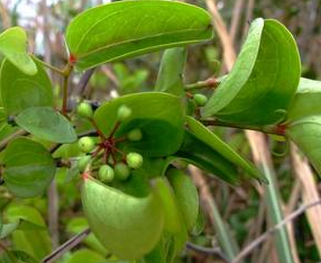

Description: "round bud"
193 94 208 107
77 155 91 172
114 163 131 181
126 152 143 169
99 165 115 183
78 137 96 153
77 102 94 119
117 105 132 122
127 128 143 142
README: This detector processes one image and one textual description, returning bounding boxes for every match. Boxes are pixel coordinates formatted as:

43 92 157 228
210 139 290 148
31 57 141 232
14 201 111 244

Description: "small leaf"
0 27 37 75
203 18 301 125
166 168 199 231
66 0 213 70
94 92 185 157
155 47 187 96
286 78 321 121
15 107 77 143
287 115 321 176
186 116 263 182
4 205 52 260
82 175 164 260
0 59 53 116
3 137 56 198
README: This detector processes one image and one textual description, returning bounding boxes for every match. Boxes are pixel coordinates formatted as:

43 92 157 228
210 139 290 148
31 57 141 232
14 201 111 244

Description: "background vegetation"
0 0 321 262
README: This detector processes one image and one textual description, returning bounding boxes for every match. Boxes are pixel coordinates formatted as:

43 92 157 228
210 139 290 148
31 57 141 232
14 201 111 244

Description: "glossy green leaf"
286 78 321 121
66 0 213 70
287 115 321 175
203 18 301 125
0 218 44 239
15 107 77 143
176 130 239 184
166 168 199 231
155 47 187 96
94 92 185 157
82 175 164 260
5 205 52 260
3 137 56 198
0 59 53 116
0 27 37 75
186 116 263 181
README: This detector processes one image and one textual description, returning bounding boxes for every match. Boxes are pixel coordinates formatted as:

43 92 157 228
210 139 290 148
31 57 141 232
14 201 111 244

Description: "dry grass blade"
291 143 321 258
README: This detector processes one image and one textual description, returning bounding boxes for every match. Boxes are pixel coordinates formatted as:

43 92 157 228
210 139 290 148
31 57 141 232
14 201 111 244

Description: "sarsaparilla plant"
0 0 320 262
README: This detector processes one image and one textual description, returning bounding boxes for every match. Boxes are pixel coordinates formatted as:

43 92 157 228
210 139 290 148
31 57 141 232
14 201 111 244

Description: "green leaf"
82 175 164 260
94 92 185 157
66 0 213 70
155 47 187 96
67 217 108 256
166 168 199 231
15 107 77 143
67 249 107 263
203 18 301 125
186 116 263 182
0 27 37 75
3 137 56 198
287 115 321 175
0 59 53 116
4 205 52 260
286 78 321 121
176 131 239 184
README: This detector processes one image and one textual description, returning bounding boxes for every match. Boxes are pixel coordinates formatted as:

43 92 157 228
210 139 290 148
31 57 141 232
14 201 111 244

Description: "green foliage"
2 137 56 198
15 107 77 143
66 1 213 70
82 175 164 260
0 27 37 75
155 47 187 96
0 59 53 116
203 18 301 125
94 92 185 157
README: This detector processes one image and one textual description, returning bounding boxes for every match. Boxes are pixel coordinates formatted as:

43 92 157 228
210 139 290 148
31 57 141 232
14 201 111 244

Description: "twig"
232 199 321 263
186 242 230 263
42 228 90 263
79 68 96 99
185 77 219 90
229 0 245 44
47 180 59 248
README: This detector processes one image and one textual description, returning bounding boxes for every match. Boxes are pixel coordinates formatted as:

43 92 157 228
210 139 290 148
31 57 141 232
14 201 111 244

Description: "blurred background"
0 0 321 262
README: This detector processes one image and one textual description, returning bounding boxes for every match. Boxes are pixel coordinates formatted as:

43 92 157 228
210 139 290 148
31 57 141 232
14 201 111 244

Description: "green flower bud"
77 155 91 172
126 152 143 169
99 165 115 183
78 137 96 153
77 102 94 119
114 163 130 181
193 94 208 107
117 105 132 122
127 128 143 142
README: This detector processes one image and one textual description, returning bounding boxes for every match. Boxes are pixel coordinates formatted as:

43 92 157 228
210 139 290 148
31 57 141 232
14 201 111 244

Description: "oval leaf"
66 0 213 70
94 92 185 157
203 18 301 125
0 27 37 75
82 175 164 260
3 137 56 198
155 47 187 96
0 59 53 116
286 78 321 121
15 107 77 143
287 115 321 176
